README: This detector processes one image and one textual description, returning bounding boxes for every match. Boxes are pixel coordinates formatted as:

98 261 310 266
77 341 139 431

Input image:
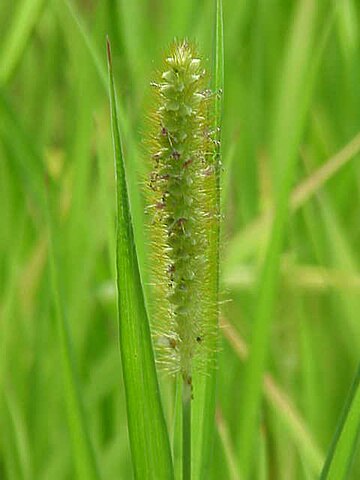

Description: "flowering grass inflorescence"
146 40 218 386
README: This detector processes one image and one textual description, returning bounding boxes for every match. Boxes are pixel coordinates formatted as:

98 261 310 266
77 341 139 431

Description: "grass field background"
0 0 359 478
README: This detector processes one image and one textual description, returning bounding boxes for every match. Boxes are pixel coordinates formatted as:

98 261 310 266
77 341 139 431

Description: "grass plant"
0 0 359 479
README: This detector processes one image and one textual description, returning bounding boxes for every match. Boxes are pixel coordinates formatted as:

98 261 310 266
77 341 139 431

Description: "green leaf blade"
321 364 360 480
192 2 223 478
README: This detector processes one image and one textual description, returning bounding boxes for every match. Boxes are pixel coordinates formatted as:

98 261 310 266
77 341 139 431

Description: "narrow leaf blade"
192 2 223 478
321 364 360 480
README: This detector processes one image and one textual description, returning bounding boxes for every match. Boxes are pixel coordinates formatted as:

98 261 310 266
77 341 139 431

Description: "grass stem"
182 379 192 480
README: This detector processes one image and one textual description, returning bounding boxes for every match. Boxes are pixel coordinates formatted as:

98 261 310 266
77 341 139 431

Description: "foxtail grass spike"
146 40 219 385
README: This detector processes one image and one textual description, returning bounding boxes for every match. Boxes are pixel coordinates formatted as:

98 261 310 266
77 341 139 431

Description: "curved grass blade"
321 364 360 480
106 39 173 480
192 1 223 478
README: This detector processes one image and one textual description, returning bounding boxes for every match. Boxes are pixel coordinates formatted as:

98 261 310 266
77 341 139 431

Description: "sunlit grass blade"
192 1 223 478
321 364 360 479
106 39 173 480
0 0 46 84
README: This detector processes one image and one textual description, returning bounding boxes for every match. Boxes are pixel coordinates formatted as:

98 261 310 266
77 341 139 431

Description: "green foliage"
321 364 360 480
0 0 359 479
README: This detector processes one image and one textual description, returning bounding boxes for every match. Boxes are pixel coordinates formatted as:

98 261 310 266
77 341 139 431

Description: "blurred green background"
0 0 359 478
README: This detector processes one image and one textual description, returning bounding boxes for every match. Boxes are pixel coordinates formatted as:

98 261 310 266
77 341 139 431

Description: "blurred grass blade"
237 1 317 477
0 0 46 84
321 364 360 479
222 318 324 476
106 39 173 480
0 89 47 212
317 193 360 353
46 187 101 480
225 129 360 268
56 0 148 271
61 0 108 89
224 5 336 269
3 388 32 480
192 1 223 478
216 409 241 480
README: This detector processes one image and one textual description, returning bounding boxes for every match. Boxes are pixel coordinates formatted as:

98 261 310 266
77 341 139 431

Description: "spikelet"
146 40 218 384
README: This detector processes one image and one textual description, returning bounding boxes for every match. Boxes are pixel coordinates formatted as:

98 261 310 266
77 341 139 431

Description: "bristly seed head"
146 40 218 382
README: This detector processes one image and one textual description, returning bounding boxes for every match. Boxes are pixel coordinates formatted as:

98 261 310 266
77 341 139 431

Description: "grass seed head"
146 40 218 383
